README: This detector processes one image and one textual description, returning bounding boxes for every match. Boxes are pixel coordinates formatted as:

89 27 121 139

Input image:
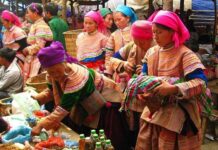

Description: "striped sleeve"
175 78 206 99
27 25 53 55
182 51 205 76
104 35 115 75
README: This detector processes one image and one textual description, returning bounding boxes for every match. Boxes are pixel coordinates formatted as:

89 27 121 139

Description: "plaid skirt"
135 120 202 150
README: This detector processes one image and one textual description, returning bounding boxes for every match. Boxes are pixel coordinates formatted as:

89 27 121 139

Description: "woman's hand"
152 80 178 96
124 62 135 73
136 65 142 75
23 48 29 56
31 124 43 136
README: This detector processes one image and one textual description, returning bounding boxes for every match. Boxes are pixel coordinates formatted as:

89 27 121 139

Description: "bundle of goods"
123 75 213 114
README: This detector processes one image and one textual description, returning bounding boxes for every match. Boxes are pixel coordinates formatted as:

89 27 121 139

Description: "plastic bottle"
79 134 85 150
99 136 106 150
105 139 114 150
84 137 93 150
95 142 103 150
99 129 106 139
93 134 99 147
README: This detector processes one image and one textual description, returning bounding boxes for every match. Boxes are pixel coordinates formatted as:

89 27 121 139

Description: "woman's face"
1 18 12 29
133 38 152 51
84 17 98 33
152 24 174 48
46 63 66 81
26 8 37 22
113 12 130 29
104 14 113 29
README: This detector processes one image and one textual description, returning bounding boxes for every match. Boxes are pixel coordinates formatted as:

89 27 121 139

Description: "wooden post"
214 0 217 45
62 0 67 21
148 0 155 17
180 0 185 21
163 0 173 11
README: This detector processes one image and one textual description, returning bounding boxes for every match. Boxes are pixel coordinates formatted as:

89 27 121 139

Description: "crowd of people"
0 2 210 150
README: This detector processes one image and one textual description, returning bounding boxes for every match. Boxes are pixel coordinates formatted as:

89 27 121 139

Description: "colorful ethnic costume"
1 10 28 71
36 42 128 150
135 11 208 150
24 18 53 81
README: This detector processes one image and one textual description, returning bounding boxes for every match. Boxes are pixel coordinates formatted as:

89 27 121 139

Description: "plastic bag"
2 125 31 144
12 91 40 116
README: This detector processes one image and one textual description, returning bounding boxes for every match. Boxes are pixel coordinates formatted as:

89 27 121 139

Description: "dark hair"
154 23 173 31
44 2 59 16
0 48 16 62
27 3 43 16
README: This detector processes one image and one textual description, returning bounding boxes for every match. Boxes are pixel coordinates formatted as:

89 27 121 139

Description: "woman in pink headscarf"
1 10 28 70
109 20 155 148
76 10 108 73
135 10 208 150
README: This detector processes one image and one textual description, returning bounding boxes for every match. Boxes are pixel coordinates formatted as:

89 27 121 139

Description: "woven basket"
0 97 12 116
63 29 83 57
26 73 47 93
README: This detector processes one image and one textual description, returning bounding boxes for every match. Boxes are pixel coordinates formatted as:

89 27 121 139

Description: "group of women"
0 2 208 150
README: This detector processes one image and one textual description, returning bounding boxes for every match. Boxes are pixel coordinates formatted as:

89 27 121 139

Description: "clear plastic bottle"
79 134 85 150
93 134 99 146
99 129 106 139
95 142 103 150
99 136 106 150
90 130 97 149
105 139 114 150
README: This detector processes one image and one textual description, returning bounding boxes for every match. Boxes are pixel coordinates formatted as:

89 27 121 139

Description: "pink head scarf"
85 10 106 33
131 20 153 40
1 10 22 27
151 10 190 48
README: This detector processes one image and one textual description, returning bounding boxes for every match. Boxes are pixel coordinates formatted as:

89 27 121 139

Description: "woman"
23 3 53 82
1 10 28 70
110 20 154 147
76 10 108 73
99 8 113 37
104 4 137 77
31 41 128 149
136 10 207 150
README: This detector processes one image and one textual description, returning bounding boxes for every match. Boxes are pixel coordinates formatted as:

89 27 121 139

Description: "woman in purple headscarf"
31 42 124 148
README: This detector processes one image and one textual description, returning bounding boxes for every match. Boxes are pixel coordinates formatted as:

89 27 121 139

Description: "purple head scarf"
37 41 78 68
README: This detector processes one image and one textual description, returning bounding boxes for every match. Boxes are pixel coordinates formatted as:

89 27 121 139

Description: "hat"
37 41 78 68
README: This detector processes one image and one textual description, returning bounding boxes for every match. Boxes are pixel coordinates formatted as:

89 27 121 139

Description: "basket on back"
26 72 47 93
63 29 83 57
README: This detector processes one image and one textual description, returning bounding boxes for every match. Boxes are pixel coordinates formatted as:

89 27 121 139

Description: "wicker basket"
26 73 47 93
63 29 83 57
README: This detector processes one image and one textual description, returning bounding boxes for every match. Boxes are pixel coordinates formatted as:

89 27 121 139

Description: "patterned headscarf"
1 10 22 27
151 10 190 48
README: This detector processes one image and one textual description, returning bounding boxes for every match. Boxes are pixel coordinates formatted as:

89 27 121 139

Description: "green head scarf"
99 8 112 18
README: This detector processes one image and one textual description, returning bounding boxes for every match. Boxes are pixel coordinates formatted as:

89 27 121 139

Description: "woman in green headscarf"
99 8 113 37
